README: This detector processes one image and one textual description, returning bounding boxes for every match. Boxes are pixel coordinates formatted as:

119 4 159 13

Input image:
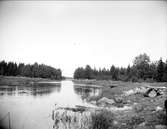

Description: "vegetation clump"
91 110 114 129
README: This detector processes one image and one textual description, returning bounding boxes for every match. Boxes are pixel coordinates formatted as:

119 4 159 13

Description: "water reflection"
74 84 101 101
0 82 61 97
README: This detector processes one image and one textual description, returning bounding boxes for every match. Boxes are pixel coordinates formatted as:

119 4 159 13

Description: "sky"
0 1 167 77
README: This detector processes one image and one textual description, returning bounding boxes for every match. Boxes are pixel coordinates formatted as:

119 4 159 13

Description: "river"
0 80 101 129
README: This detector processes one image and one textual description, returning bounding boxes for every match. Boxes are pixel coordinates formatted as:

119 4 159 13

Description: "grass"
74 79 167 129
90 110 166 129
91 110 115 129
91 110 166 129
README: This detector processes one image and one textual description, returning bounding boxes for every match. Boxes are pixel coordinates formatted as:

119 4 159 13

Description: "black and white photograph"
0 1 167 129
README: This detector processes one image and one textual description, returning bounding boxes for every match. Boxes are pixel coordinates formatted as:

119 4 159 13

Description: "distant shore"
0 76 59 86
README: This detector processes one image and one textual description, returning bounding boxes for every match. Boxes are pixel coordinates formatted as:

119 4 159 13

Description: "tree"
17 63 25 75
133 53 150 80
0 60 7 75
74 67 85 79
110 65 115 76
162 60 167 82
32 62 39 77
133 53 150 66
128 66 138 82
126 65 131 75
0 60 62 80
110 65 118 80
85 65 93 79
73 53 166 82
156 58 164 82
147 62 157 80
7 62 15 76
22 64 32 77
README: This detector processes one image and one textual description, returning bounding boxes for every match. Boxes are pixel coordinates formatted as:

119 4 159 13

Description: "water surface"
0 80 101 129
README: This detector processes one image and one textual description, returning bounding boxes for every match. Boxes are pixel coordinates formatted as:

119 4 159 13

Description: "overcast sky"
0 1 167 77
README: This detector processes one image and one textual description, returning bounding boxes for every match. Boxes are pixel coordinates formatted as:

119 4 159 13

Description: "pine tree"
162 60 167 82
85 65 93 79
156 58 164 82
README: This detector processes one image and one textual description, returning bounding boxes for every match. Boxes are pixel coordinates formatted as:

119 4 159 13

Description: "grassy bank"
73 79 167 129
73 79 167 98
0 76 56 86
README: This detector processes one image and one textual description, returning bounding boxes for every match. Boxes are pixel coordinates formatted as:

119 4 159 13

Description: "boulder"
148 89 157 98
144 89 157 98
155 106 163 111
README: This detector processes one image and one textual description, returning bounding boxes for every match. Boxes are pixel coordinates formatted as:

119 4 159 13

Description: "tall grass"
91 110 114 129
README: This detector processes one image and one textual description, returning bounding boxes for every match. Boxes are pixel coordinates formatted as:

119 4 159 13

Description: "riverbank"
0 76 59 86
73 79 167 99
71 79 167 129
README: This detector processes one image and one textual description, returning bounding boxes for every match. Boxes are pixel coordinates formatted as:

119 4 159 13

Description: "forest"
0 61 62 80
74 53 167 82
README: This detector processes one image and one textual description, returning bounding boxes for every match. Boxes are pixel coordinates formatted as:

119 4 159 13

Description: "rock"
144 87 167 98
149 90 157 97
144 89 157 98
114 96 123 103
155 125 167 129
123 87 147 96
156 106 163 111
97 97 115 107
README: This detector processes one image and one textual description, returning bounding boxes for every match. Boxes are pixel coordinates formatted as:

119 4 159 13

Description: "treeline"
74 53 167 82
0 61 62 80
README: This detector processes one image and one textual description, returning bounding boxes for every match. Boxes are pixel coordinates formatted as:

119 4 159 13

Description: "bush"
91 110 114 129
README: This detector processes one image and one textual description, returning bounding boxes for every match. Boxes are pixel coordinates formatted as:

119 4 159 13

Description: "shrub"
91 110 114 129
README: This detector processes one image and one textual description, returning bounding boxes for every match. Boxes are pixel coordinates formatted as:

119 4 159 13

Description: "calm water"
0 80 101 129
